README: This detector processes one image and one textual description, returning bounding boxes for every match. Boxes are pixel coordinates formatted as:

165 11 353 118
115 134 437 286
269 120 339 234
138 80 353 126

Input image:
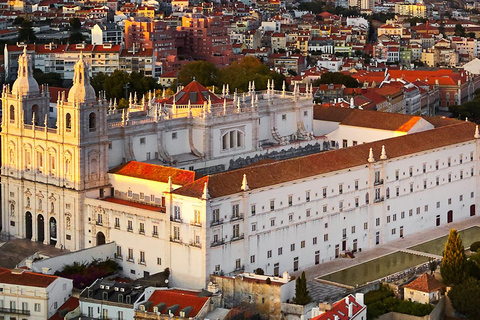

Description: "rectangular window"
233 224 240 238
115 217 120 229
323 187 327 198
289 214 293 221
291 243 295 251
323 205 327 213
301 240 305 248
343 139 348 148
140 251 145 264
355 180 359 190
35 303 41 312
153 225 158 236
116 245 122 258
251 223 257 232
173 226 180 240
172 132 177 139
278 247 283 255
401 211 405 219
140 137 146 144
313 237 317 245
355 197 359 207
376 218 380 226
351 226 356 234
416 207 420 215
324 234 329 241
128 248 133 261
250 255 255 263
232 204 239 218
271 219 275 226
267 250 272 258
364 222 368 230
288 195 293 206
387 215 391 223
270 200 275 211
306 191 310 202
339 184 343 194
139 222 145 234
251 204 256 216
395 170 399 180
127 220 133 232
396 187 400 197
425 205 428 212
409 209 413 216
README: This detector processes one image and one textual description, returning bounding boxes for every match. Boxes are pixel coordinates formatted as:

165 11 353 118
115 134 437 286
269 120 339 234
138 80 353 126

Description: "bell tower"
56 53 110 190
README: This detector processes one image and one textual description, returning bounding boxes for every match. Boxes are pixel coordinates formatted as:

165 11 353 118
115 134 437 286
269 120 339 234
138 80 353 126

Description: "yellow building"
394 3 427 18
377 24 404 37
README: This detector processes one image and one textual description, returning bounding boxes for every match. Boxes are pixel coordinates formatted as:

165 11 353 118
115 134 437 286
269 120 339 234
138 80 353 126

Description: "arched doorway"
49 217 57 246
37 215 44 243
25 212 32 240
471 204 476 216
447 210 453 223
96 232 106 246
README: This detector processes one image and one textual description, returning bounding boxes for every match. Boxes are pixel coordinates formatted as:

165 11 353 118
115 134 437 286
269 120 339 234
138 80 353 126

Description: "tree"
220 56 285 92
441 229 466 285
177 60 219 87
69 17 81 31
69 32 85 44
449 277 480 320
18 20 36 43
428 259 438 275
313 72 360 88
294 271 311 305
33 69 63 87
455 24 466 37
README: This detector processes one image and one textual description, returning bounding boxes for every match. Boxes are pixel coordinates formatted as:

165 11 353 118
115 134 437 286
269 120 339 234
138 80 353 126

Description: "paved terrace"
0 239 69 269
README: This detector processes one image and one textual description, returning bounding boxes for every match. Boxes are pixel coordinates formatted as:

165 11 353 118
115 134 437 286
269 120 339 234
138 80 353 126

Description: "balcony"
374 179 384 186
189 240 202 248
230 213 244 222
211 239 225 247
170 216 182 223
374 196 385 203
0 307 30 315
231 233 245 242
169 236 182 243
210 218 224 227
190 221 202 227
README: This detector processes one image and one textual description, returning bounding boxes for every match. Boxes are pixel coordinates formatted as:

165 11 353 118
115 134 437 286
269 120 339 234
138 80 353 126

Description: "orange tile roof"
0 268 59 288
165 81 225 106
146 289 209 316
102 197 164 212
49 297 79 320
312 294 365 320
173 120 476 199
109 161 197 186
404 273 444 293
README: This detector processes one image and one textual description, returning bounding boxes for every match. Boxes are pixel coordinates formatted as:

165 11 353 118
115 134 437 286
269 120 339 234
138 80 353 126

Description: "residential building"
404 273 445 304
0 268 73 320
394 3 427 18
133 288 211 319
79 279 143 319
91 23 124 45
311 294 366 320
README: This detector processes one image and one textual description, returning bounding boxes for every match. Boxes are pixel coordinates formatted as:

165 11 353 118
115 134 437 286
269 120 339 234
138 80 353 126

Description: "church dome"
11 47 39 96
68 54 96 104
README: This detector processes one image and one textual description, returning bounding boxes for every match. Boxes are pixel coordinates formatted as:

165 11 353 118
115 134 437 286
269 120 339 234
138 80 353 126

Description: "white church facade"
1 51 480 290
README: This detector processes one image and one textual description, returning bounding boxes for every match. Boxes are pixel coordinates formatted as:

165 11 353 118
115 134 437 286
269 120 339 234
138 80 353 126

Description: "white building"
0 268 73 320
91 23 124 45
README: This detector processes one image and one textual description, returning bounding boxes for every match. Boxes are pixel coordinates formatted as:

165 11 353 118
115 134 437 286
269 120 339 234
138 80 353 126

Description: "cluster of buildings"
2 48 480 293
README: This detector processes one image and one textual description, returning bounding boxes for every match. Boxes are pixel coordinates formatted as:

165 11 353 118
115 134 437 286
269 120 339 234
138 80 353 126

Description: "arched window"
221 129 245 150
66 113 72 130
65 158 71 176
10 105 15 122
89 113 96 132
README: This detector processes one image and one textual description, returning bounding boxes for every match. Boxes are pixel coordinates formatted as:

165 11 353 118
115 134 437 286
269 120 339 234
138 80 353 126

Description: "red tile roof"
146 289 209 317
109 161 197 186
102 197 164 212
165 81 225 106
404 273 444 293
49 297 79 320
0 268 59 288
311 294 365 320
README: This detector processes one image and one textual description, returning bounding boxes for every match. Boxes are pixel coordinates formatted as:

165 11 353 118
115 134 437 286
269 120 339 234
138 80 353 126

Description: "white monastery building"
2 50 480 290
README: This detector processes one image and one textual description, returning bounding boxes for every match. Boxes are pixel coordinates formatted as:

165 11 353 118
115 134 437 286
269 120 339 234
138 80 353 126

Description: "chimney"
355 293 364 306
